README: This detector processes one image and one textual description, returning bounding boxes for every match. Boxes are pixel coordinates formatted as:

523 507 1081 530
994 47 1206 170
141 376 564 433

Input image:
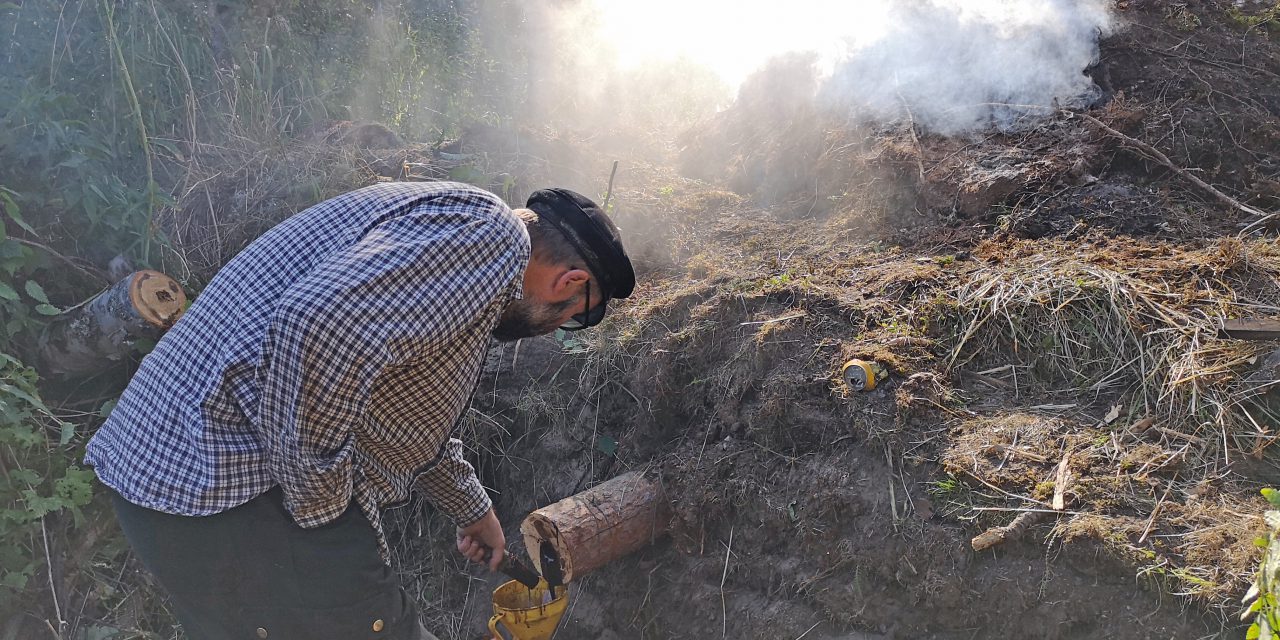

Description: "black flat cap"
526 188 635 299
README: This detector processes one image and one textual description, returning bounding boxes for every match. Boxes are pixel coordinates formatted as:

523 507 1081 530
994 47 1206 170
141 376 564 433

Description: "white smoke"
821 0 1117 134
579 0 1117 135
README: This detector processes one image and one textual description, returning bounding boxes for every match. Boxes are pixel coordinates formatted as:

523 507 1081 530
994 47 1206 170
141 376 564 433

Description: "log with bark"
38 270 186 376
970 510 1050 552
521 471 670 583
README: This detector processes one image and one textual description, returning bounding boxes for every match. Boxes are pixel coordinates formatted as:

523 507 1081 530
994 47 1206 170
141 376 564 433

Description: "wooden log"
520 471 670 583
970 510 1050 552
1220 317 1280 341
38 270 186 376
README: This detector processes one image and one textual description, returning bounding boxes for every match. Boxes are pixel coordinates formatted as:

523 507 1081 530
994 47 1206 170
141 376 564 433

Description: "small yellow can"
841 359 887 391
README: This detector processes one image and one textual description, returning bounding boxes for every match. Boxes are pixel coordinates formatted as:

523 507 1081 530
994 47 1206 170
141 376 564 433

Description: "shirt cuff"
417 439 492 527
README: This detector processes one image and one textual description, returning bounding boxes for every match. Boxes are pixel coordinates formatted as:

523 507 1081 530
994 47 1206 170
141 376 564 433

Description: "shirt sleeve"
256 203 522 528
415 433 492 527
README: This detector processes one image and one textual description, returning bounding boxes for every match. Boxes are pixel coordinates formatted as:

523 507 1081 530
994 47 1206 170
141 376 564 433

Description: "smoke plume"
570 0 1117 135
821 0 1117 134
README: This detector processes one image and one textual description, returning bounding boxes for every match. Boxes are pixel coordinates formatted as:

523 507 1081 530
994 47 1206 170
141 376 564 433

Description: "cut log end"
129 270 187 329
521 471 670 583
38 270 187 376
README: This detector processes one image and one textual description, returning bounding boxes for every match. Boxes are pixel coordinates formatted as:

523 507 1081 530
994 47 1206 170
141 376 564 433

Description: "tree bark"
38 270 186 376
520 471 670 583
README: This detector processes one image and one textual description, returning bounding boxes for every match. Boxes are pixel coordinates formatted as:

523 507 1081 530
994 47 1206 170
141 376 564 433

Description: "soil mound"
383 3 1280 637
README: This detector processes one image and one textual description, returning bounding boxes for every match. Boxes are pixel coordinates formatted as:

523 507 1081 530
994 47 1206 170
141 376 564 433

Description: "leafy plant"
1243 488 1280 639
0 189 61 342
1227 3 1280 34
0 352 94 616
553 328 589 354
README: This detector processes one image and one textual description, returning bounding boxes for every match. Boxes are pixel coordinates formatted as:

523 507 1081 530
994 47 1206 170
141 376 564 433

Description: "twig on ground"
1074 112 1274 231
971 510 1051 552
12 238 111 285
601 160 620 212
1139 477 1177 544
720 525 733 640
41 517 64 637
794 621 822 640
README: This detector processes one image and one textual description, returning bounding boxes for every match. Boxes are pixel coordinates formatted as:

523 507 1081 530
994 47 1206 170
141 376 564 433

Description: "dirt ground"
367 2 1280 638
68 1 1275 638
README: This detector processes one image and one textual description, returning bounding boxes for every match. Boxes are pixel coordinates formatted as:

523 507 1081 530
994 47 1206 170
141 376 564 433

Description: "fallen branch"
601 160 620 212
970 450 1074 552
12 238 110 285
971 510 1050 552
1074 112 1274 231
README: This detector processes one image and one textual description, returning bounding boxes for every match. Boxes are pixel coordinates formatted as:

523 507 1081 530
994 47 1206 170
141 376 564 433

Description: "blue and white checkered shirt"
87 182 529 548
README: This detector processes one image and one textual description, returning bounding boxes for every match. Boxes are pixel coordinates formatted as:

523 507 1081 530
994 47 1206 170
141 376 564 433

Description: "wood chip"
1103 404 1122 425
1129 416 1156 434
1153 426 1206 445
1052 451 1071 511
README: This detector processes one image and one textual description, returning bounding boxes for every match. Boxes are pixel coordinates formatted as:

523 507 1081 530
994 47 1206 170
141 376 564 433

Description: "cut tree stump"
521 471 670 583
38 270 186 376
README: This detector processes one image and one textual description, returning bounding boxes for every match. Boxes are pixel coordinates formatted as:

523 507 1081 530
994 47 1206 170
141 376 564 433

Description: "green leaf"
596 434 618 456
8 469 41 486
59 421 75 445
0 382 51 414
35 303 60 316
1265 487 1280 508
98 399 118 419
1259 537 1272 549
0 570 30 591
0 191 35 235
23 280 48 303
0 282 16 301
55 467 95 507
20 490 64 519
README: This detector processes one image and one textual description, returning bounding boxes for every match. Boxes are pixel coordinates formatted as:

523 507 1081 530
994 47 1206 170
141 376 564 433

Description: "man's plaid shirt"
86 182 529 549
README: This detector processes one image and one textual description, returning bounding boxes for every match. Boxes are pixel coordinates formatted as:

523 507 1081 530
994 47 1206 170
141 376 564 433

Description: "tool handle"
483 546 542 589
488 614 507 640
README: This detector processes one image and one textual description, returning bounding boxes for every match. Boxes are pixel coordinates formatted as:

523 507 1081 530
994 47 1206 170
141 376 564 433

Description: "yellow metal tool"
488 578 568 640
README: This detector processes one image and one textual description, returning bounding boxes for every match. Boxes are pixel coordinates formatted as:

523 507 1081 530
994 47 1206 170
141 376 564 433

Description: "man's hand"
456 507 505 572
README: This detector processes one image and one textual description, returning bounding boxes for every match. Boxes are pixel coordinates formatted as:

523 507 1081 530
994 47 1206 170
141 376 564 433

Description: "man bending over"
86 181 634 639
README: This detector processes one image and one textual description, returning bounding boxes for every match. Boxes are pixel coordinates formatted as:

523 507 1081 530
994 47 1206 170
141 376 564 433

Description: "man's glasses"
560 278 607 331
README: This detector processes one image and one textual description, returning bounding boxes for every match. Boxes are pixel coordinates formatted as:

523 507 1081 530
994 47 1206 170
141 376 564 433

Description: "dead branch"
970 510 1050 552
12 238 111 285
1074 112 1274 231
601 160 620 211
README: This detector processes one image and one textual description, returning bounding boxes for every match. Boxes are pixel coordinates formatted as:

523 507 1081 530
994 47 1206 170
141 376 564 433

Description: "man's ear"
553 268 590 299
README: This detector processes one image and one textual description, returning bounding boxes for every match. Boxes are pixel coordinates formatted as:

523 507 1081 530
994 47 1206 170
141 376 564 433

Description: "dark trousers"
109 487 435 640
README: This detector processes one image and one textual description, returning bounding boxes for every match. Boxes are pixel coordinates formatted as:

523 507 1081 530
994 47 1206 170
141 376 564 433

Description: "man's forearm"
417 438 491 526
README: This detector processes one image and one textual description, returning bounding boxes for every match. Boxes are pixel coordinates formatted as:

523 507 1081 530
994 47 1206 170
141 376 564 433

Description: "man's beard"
491 296 579 342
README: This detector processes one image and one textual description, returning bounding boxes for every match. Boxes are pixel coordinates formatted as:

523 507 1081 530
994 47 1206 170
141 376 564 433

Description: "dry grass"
951 237 1280 458
937 237 1280 612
